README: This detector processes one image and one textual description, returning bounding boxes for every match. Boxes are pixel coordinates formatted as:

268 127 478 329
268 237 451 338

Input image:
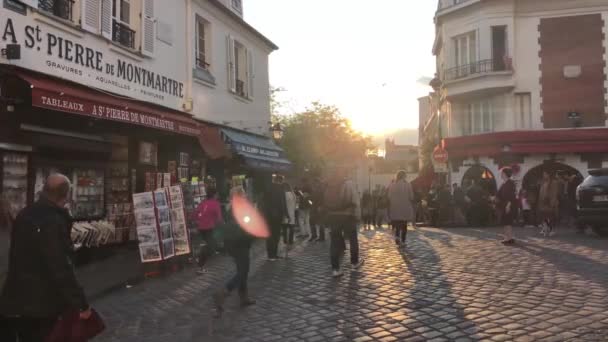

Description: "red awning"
511 141 608 154
197 125 230 159
12 69 227 159
16 70 202 136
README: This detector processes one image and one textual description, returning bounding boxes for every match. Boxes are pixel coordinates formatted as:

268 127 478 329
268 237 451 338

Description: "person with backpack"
194 188 223 274
323 166 364 278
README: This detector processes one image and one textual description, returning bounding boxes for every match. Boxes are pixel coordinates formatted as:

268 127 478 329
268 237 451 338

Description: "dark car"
576 169 608 237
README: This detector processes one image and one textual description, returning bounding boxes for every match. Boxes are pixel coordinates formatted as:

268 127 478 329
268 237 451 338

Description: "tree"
275 101 373 178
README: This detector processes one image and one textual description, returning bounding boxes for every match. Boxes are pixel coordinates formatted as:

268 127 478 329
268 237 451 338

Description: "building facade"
431 0 608 193
0 0 283 246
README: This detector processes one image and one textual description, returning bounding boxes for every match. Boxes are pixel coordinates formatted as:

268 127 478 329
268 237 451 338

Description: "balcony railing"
39 0 74 21
444 58 512 81
112 20 135 49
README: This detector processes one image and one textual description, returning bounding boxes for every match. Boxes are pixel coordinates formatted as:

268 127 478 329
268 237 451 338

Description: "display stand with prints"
133 186 191 278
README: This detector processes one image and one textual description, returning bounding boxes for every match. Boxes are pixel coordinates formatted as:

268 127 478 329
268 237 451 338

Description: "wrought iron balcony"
444 58 512 81
39 0 74 21
112 20 136 49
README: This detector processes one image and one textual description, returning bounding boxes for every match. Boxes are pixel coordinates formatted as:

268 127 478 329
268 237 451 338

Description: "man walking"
264 175 288 261
0 174 92 342
324 166 364 278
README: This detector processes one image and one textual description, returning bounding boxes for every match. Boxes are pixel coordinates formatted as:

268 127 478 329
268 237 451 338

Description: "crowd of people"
415 169 583 235
0 166 587 338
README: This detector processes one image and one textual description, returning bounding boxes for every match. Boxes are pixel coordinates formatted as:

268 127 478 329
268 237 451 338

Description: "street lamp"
270 122 284 140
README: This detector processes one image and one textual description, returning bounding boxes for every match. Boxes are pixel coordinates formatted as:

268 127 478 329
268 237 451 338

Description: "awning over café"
221 128 292 172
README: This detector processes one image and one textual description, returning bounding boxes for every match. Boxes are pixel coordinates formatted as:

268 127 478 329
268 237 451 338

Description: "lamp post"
270 122 284 140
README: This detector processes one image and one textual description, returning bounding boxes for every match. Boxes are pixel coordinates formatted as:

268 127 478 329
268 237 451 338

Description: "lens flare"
231 195 270 238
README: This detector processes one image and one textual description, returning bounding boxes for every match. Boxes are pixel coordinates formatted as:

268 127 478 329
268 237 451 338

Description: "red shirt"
195 198 223 231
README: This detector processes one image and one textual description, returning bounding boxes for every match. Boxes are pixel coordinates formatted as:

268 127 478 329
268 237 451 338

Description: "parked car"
576 169 608 237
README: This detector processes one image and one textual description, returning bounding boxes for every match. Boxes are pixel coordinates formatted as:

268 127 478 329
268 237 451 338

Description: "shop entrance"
461 165 497 195
522 162 583 192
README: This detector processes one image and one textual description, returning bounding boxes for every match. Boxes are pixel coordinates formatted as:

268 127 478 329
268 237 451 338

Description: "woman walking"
497 167 517 244
538 170 560 237
283 183 297 246
388 171 415 249
194 188 223 274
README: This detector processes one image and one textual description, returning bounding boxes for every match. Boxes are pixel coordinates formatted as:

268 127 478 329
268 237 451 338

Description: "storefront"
443 129 608 194
207 128 291 203
0 66 225 262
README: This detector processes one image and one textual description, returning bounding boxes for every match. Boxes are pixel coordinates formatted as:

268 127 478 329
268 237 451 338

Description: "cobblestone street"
93 227 608 342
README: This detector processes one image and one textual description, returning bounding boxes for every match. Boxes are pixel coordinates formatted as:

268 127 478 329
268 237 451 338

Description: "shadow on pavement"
398 229 480 339
513 242 608 288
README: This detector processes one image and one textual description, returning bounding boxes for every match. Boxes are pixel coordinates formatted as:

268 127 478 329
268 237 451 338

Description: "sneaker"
332 270 343 278
352 258 365 270
268 257 278 262
395 239 401 246
548 231 555 237
196 268 208 275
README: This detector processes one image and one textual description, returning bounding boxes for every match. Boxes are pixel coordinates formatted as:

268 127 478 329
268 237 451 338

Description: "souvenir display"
2 153 28 214
72 169 105 220
168 185 191 256
71 220 116 248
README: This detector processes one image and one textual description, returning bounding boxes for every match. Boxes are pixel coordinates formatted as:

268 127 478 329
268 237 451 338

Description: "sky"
244 0 437 137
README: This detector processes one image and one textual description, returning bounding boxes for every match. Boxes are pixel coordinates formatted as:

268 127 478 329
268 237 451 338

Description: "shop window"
138 141 158 166
34 167 105 220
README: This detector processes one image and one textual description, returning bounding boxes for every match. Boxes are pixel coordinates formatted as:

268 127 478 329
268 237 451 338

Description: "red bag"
45 309 106 342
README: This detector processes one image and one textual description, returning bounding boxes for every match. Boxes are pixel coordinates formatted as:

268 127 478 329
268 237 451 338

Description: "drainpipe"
184 0 194 113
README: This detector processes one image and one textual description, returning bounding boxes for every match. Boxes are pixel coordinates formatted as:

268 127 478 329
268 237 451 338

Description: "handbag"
46 309 106 342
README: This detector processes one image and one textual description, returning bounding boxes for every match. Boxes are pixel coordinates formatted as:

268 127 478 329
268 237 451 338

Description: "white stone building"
430 0 608 193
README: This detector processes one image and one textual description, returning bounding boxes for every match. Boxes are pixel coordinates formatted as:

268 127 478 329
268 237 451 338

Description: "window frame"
195 16 211 70
113 0 131 26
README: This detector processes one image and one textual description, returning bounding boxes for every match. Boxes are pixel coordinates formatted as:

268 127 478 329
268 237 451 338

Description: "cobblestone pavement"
93 227 608 342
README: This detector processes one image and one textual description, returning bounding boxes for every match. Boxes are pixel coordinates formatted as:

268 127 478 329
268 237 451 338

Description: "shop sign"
1 14 185 110
32 89 201 136
236 143 281 158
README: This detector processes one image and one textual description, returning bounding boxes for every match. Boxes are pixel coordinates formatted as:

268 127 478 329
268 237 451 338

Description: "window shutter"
19 0 38 8
100 0 112 39
246 49 254 99
81 0 101 34
141 0 156 57
227 35 236 93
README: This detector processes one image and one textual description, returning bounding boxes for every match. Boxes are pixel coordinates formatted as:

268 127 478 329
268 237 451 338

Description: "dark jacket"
264 183 288 221
0 198 88 318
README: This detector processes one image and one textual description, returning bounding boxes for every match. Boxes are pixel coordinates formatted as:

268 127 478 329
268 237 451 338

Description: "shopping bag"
45 309 105 342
